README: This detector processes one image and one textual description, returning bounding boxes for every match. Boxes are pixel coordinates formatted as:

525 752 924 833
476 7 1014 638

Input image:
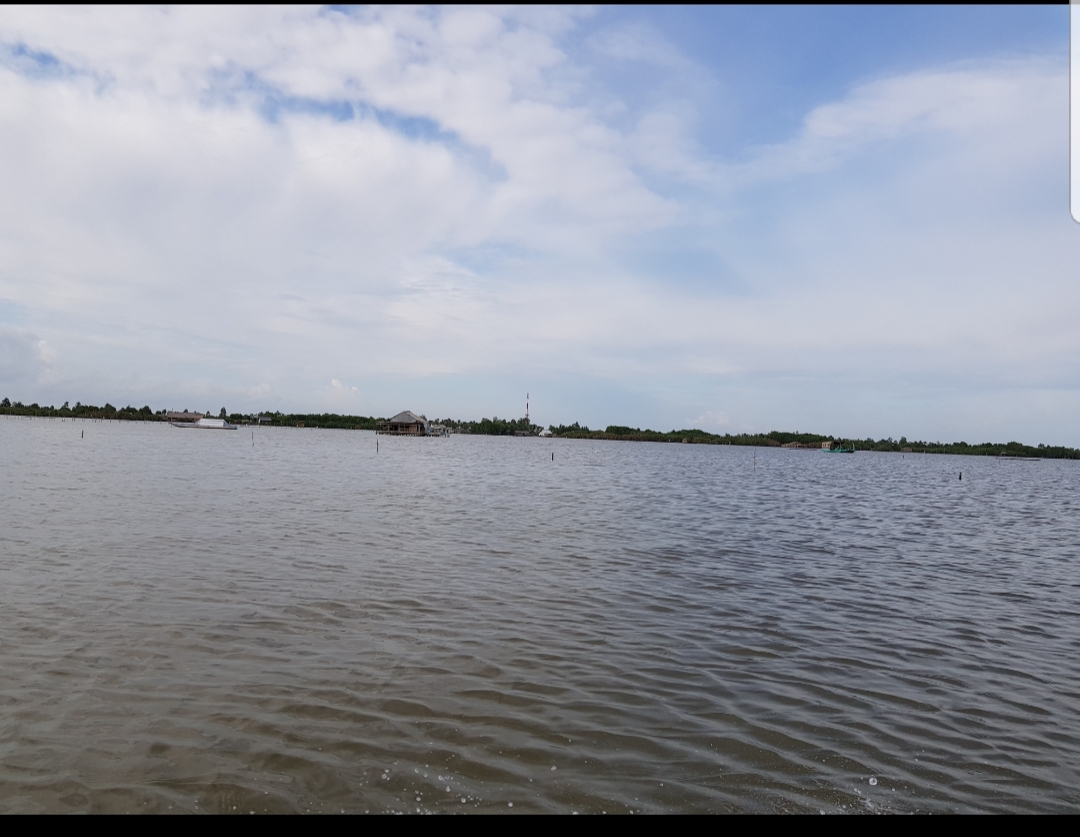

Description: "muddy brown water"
1 416 1078 813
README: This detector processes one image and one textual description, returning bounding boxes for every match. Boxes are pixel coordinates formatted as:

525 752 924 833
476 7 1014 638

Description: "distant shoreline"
544 426 1080 460
2 401 1077 460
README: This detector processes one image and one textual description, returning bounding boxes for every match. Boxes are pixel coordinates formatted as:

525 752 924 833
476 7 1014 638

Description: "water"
1 416 1079 814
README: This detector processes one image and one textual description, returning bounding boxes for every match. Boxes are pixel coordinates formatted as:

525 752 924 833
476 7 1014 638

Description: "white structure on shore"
170 417 237 430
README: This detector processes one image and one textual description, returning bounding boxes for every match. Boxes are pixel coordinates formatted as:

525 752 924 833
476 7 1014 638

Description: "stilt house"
377 411 430 436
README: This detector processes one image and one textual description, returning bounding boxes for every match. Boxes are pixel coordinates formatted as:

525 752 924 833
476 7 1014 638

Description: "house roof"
388 410 426 425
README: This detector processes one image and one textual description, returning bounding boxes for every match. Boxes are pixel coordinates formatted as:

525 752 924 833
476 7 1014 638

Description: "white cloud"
587 22 694 70
735 60 1063 186
0 325 47 388
0 8 1077 442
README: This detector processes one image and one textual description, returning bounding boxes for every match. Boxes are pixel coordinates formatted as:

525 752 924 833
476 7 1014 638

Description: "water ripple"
1 418 1079 812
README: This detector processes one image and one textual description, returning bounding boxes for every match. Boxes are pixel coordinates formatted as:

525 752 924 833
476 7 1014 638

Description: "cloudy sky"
1 6 1077 443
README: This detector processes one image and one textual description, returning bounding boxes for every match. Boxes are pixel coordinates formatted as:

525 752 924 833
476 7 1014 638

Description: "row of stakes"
73 432 963 477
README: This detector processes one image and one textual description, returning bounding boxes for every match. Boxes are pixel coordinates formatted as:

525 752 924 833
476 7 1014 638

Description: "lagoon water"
1 416 1079 813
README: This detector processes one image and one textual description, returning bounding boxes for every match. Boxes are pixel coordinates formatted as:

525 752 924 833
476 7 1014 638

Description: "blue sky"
1 6 1078 444
582 6 1067 148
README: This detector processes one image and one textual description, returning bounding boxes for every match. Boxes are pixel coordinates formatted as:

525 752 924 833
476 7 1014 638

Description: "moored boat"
821 441 855 453
170 417 237 430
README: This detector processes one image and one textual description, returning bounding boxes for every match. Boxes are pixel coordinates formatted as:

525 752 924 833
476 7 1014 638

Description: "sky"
1 5 1077 444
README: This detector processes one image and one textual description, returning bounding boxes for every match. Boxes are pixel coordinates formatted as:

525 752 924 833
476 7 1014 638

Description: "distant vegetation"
431 416 540 436
553 424 825 447
2 397 1076 459
237 410 381 430
0 399 381 429
0 400 156 421
547 425 1080 460
845 436 1080 460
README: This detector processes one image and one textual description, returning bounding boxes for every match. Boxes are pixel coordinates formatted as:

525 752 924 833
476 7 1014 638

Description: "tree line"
430 416 539 435
1 400 156 420
546 424 1080 459
2 398 1076 458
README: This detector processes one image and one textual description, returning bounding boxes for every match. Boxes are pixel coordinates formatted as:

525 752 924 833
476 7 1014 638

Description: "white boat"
170 417 237 430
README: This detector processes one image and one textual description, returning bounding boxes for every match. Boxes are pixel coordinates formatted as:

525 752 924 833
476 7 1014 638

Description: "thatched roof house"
377 410 429 436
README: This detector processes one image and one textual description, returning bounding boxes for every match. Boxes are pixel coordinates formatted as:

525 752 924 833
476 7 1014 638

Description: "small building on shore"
377 411 430 436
